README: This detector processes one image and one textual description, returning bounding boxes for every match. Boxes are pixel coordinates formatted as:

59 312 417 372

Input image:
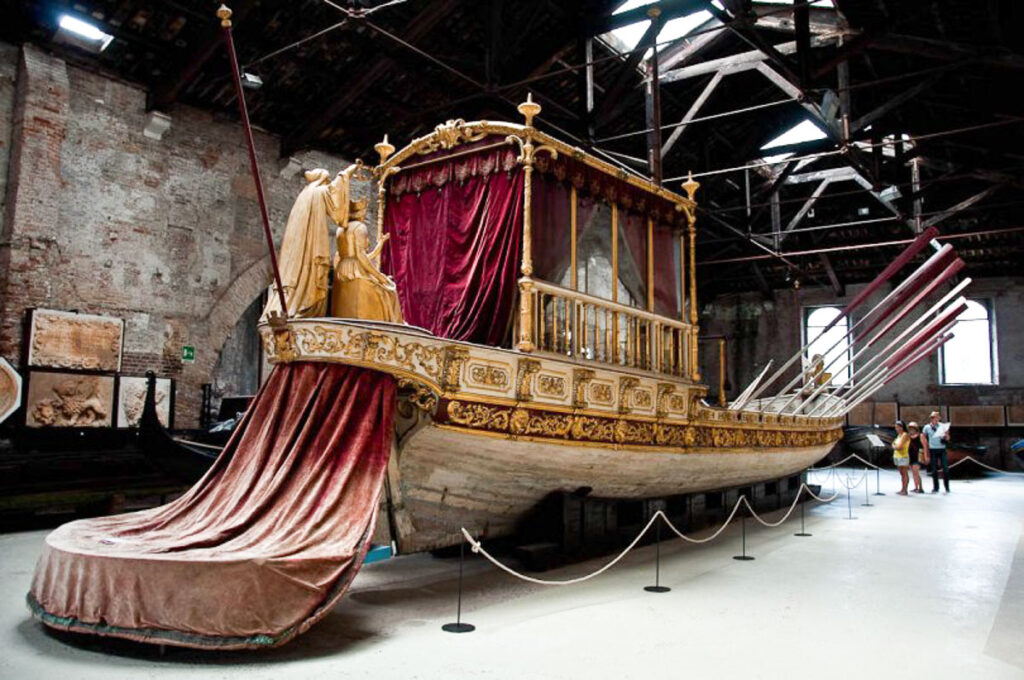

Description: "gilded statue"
262 162 403 323
261 168 342 321
800 354 832 395
331 196 404 322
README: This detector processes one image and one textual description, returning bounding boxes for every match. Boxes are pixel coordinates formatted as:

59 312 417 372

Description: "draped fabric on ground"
28 363 395 650
384 143 524 346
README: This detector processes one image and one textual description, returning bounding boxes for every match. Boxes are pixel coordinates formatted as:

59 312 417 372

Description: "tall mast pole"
217 5 289 320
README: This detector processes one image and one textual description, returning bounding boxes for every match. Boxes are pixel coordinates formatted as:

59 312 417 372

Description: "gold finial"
217 4 232 28
682 171 700 201
374 134 395 164
518 92 542 128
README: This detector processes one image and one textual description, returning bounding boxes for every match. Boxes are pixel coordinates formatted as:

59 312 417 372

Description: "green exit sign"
182 345 196 363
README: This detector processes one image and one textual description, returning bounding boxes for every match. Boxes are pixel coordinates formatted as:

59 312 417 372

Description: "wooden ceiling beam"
147 3 255 112
282 0 460 156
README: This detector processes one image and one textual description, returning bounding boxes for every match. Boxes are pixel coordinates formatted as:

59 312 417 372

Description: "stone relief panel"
116 376 173 428
26 372 115 428
28 309 124 372
0 358 22 425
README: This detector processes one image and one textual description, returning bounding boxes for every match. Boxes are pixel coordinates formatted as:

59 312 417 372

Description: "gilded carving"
572 369 595 408
570 415 616 443
420 119 488 154
510 407 573 438
28 310 124 372
469 364 510 389
442 346 471 391
536 374 566 398
515 358 541 401
617 377 640 414
633 389 652 409
590 383 613 405
656 383 675 419
446 400 509 430
398 378 438 412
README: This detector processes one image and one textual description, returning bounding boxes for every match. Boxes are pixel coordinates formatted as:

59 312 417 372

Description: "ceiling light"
56 15 114 53
241 72 264 90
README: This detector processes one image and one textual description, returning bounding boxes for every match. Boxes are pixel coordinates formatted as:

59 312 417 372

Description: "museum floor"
1 468 1022 680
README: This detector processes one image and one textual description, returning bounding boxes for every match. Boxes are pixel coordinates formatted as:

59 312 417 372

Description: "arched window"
803 306 851 386
940 300 997 385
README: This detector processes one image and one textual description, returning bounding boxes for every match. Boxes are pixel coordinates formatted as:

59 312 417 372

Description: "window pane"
805 306 850 385
941 302 994 384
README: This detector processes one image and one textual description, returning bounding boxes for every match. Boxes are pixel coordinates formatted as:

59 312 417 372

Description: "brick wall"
0 43 367 427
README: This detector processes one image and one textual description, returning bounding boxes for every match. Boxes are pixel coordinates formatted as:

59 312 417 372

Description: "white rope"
808 453 858 470
461 512 663 586
948 455 1024 474
741 484 840 528
461 484 839 586
659 496 747 544
809 453 883 471
836 471 868 490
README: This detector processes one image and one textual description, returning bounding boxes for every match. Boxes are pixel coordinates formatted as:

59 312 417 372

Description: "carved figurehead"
331 194 405 323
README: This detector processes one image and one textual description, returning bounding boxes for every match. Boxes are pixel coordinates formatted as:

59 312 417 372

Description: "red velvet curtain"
653 224 680 317
532 173 571 284
619 211 648 306
29 363 395 650
384 145 524 346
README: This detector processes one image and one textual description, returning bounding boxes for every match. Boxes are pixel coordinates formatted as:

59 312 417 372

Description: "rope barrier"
461 483 836 587
836 471 868 490
740 485 840 528
808 453 883 471
948 455 1024 474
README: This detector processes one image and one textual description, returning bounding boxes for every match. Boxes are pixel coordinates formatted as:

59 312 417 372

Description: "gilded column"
374 134 396 240
682 173 700 382
570 186 578 290
688 212 700 381
516 95 543 352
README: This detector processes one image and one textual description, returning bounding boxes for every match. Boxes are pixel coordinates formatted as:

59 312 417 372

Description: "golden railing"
517 279 695 378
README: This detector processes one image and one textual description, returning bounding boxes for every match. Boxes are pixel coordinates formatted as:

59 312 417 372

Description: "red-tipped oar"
739 229 944 411
837 332 954 417
806 296 967 416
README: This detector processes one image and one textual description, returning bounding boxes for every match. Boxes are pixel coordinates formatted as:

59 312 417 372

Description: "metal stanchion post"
442 541 475 633
645 517 671 592
733 502 755 561
846 476 857 520
862 469 874 507
794 488 811 537
874 466 885 496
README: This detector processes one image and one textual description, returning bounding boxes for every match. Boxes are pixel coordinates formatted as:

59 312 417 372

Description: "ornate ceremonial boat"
258 98 844 554
30 10 966 649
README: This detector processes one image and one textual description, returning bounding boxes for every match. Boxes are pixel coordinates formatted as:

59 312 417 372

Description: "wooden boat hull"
261 318 844 554
388 421 834 553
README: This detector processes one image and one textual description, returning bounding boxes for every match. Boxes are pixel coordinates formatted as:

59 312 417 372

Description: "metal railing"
519 278 694 378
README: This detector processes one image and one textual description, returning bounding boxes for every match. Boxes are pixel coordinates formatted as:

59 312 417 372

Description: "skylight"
57 15 114 52
759 119 827 163
604 1 713 59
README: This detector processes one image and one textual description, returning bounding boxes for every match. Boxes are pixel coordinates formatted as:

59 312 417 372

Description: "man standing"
923 410 951 493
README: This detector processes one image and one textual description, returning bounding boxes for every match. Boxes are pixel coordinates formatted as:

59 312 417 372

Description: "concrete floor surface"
1 467 1022 680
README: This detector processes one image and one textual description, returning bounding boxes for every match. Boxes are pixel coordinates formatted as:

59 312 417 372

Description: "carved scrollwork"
397 378 438 413
572 369 595 409
469 364 510 389
656 383 675 419
515 358 541 401
441 346 471 392
536 374 566 398
419 119 488 154
617 377 640 414
446 400 509 431
509 407 573 438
